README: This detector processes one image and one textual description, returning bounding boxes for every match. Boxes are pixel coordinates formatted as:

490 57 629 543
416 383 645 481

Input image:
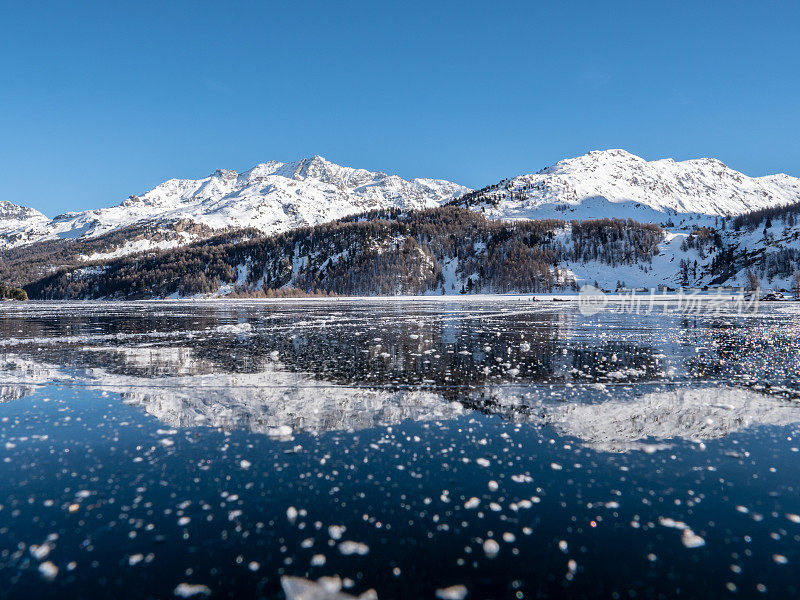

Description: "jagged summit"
0 157 469 250
0 200 48 223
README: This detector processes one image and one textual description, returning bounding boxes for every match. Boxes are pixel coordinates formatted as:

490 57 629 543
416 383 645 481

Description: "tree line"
23 207 670 299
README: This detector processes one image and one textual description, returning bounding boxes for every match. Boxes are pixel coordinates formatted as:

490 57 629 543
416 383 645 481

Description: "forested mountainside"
709 200 800 290
0 220 257 288
23 207 665 299
7 201 800 299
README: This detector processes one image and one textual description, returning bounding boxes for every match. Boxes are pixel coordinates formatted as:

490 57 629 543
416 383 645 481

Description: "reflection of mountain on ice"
0 356 70 402
1 384 31 402
2 354 798 449
489 386 800 452
117 369 464 435
0 355 464 435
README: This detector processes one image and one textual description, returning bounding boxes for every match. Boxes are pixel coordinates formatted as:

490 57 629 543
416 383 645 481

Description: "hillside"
23 207 666 299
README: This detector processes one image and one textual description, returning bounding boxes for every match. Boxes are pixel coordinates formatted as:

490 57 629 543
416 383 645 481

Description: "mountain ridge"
5 150 800 245
3 150 800 288
453 149 800 222
0 155 469 250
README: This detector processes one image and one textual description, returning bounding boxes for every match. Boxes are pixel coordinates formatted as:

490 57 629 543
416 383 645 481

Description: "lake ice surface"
0 299 799 599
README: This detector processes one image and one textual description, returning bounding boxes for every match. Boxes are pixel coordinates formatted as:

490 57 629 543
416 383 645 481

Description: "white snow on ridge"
0 200 51 248
0 156 469 250
468 149 800 221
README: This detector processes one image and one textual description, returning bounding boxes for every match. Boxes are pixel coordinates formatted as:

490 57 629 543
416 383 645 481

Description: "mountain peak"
0 200 48 222
211 168 238 180
290 155 342 182
464 149 800 219
1 156 469 251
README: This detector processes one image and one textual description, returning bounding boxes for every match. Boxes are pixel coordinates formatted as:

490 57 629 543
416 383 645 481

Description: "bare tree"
745 269 760 293
792 270 800 300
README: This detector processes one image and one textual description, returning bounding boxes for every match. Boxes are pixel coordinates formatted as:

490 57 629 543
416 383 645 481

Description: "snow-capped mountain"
4 149 800 294
5 149 800 254
0 156 469 250
0 200 50 248
454 149 800 222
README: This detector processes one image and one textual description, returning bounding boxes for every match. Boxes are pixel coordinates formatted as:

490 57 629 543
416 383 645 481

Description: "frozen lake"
1 299 799 599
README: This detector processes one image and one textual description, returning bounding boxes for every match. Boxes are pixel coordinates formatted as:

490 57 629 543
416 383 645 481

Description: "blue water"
0 300 799 599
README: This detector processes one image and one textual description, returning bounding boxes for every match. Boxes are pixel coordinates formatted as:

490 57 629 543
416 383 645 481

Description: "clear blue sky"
2 1 799 216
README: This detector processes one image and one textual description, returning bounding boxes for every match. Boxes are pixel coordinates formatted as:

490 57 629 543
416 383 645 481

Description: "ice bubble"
287 506 298 523
38 561 58 581
174 583 212 598
681 529 705 548
435 584 469 600
338 541 370 556
483 539 500 559
267 425 293 440
214 323 252 335
30 544 51 560
281 576 375 600
773 554 788 565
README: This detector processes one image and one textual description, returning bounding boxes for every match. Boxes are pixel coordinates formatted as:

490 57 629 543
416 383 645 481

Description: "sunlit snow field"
1 299 799 599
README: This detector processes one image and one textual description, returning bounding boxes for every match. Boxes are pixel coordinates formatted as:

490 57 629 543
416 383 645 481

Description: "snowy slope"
0 201 50 249
1 156 469 249
457 149 800 222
